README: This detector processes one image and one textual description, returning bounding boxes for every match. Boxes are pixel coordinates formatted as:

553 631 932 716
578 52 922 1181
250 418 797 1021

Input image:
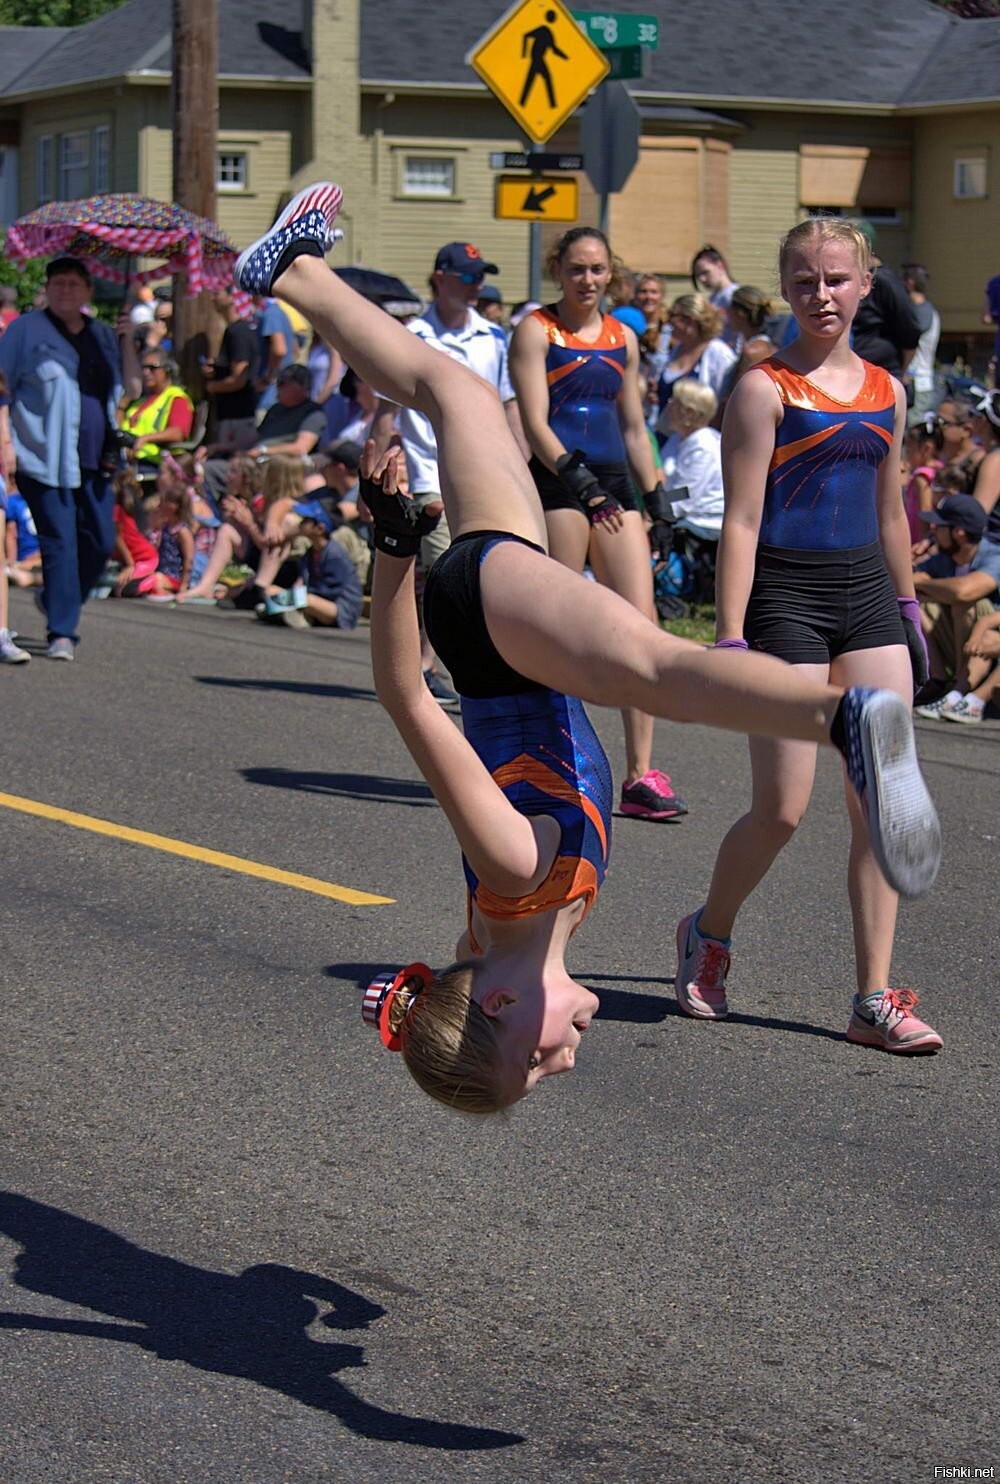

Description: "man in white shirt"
371 241 527 703
901 262 941 428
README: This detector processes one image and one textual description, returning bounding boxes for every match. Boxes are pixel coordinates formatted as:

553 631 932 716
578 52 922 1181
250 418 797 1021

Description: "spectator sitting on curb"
311 438 371 587
201 364 325 505
273 499 363 631
913 491 1000 722
950 608 1000 724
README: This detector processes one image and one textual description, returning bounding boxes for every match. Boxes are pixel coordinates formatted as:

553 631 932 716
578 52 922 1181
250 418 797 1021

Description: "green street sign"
604 44 645 79
571 11 659 50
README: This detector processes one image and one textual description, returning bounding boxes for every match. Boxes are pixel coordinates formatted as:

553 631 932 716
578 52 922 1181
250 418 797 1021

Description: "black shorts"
529 457 639 516
423 530 548 698
745 541 905 665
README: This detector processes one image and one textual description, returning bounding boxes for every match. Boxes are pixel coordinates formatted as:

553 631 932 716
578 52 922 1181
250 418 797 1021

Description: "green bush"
0 233 47 312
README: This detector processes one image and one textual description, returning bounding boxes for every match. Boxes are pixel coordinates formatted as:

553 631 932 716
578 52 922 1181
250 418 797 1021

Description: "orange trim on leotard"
760 358 895 415
769 422 847 470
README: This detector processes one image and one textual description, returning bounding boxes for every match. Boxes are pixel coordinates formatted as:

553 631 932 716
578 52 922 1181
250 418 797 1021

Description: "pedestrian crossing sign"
469 0 610 144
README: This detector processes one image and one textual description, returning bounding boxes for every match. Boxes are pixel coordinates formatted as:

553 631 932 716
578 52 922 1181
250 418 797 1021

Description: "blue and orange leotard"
459 687 613 933
757 358 896 550
531 306 630 464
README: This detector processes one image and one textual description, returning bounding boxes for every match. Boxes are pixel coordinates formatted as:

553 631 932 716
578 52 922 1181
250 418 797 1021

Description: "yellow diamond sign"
469 0 610 145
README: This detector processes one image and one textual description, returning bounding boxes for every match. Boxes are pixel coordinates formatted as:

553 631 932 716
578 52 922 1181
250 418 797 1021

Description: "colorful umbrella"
5 193 239 297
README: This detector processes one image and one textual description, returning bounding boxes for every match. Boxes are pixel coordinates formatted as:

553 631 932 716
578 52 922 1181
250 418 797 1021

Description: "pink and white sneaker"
234 182 344 296
675 910 730 1019
620 769 687 821
846 988 943 1054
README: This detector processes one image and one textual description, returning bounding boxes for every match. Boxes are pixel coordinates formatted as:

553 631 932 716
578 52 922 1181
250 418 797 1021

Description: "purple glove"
897 596 929 690
713 638 749 651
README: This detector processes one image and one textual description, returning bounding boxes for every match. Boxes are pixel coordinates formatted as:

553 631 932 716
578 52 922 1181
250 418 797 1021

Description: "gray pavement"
0 588 996 1484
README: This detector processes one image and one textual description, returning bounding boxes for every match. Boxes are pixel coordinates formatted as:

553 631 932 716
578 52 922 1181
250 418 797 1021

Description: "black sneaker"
423 668 460 708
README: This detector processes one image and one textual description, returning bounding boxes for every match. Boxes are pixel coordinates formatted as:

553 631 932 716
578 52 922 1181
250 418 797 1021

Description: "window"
93 126 110 193
402 156 455 198
954 156 987 199
37 134 53 202
216 152 248 192
58 131 89 198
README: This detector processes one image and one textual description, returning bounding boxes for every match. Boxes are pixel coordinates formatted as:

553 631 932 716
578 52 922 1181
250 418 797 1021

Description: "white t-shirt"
659 426 724 533
389 304 514 494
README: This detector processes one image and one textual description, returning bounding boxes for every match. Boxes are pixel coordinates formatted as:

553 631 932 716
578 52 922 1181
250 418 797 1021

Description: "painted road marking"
0 791 394 906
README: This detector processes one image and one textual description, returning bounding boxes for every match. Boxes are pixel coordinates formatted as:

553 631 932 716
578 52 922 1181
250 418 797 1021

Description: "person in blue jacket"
0 255 122 660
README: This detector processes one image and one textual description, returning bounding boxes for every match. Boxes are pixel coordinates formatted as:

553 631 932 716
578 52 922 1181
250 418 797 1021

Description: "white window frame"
953 155 987 200
37 134 54 202
58 130 90 199
401 155 457 199
92 125 110 193
216 151 248 193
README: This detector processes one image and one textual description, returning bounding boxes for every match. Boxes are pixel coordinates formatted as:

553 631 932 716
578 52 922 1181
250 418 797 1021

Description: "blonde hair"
261 453 306 508
389 961 511 1115
778 216 872 282
669 292 723 342
227 453 262 502
671 378 718 425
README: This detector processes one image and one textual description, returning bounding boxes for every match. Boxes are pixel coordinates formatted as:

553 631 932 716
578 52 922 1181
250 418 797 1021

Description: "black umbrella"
334 266 423 317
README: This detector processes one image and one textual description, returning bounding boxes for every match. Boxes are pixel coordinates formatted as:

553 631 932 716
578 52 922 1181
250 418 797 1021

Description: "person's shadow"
0 1193 522 1451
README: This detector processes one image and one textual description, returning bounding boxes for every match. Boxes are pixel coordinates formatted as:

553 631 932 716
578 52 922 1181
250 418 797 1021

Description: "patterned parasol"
5 193 239 296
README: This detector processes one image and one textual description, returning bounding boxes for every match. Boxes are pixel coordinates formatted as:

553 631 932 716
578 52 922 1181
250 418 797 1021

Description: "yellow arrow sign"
469 0 610 145
495 174 579 221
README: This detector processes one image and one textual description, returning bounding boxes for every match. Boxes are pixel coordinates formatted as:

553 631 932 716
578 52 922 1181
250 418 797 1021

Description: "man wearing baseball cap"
370 240 528 706
913 491 1000 721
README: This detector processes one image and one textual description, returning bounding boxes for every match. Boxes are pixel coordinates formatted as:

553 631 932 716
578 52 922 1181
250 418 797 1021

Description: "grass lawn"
661 605 715 645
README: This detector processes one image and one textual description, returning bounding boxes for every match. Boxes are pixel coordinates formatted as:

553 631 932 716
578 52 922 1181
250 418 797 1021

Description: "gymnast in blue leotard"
676 215 943 1057
509 225 687 825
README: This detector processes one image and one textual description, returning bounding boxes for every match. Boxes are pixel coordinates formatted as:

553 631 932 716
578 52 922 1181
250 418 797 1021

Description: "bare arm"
205 359 251 396
368 400 399 457
714 369 781 641
509 316 567 471
503 396 531 462
250 429 321 461
972 449 1000 519
877 381 917 600
176 525 195 590
617 327 660 492
913 568 997 605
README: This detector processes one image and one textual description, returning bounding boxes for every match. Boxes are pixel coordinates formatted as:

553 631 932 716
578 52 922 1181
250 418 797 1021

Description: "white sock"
943 689 963 707
963 694 985 715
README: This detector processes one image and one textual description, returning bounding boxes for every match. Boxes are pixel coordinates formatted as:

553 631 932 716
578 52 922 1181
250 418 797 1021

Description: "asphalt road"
1 588 996 1484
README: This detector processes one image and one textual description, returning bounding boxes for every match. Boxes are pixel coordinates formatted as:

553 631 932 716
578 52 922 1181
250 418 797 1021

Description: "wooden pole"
171 0 219 395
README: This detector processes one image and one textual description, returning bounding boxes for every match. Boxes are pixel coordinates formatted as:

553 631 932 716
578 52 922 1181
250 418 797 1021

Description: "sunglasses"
140 363 162 371
445 271 485 285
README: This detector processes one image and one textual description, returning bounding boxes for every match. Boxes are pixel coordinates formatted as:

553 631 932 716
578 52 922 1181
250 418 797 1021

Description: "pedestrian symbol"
469 0 609 145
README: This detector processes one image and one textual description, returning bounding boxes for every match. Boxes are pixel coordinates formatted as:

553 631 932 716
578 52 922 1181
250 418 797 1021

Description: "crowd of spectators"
0 231 997 722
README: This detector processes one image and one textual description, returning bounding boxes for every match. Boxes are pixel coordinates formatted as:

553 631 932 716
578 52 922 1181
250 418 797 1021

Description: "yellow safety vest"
122 386 194 465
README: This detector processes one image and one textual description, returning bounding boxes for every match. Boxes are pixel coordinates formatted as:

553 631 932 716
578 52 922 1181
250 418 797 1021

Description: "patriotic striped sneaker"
675 910 730 1020
846 989 943 1055
620 769 687 820
838 686 941 900
234 182 344 297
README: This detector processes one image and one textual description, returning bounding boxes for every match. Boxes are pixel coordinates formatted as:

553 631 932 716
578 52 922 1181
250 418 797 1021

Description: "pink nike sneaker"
675 910 730 1019
620 769 687 821
846 988 943 1054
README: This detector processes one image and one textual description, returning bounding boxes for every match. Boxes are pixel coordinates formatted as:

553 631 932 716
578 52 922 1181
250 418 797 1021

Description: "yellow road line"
0 791 394 906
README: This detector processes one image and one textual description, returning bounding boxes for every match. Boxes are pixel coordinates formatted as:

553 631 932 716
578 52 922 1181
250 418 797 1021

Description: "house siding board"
912 111 1000 333
729 143 799 296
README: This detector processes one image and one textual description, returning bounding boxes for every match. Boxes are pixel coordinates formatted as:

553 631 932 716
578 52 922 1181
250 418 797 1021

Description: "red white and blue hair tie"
362 963 432 1051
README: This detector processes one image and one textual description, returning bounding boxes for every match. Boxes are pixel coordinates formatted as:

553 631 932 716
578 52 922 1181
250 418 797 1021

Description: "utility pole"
171 0 218 387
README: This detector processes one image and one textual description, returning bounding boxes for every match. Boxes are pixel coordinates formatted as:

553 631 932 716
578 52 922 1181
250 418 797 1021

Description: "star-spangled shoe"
839 686 941 900
234 182 344 297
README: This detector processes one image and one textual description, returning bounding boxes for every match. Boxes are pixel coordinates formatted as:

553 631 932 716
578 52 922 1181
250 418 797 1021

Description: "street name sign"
469 0 610 144
489 150 584 171
495 174 580 221
571 12 659 49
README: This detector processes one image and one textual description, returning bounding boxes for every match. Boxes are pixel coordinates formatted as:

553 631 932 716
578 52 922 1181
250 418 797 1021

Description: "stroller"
652 487 719 619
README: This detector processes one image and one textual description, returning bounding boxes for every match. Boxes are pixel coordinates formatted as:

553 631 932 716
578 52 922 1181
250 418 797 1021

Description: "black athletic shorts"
745 541 905 665
529 457 639 516
423 530 548 698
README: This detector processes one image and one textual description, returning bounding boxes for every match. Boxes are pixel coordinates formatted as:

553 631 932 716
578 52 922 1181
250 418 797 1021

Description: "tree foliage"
0 0 126 24
0 234 46 311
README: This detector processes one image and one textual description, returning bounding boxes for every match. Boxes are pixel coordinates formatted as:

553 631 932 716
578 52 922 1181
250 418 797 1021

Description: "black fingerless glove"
556 449 624 528
642 484 675 559
360 472 441 559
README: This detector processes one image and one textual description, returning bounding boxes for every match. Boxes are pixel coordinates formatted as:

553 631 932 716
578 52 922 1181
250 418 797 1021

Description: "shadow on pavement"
581 976 844 1040
0 1193 523 1451
195 675 376 702
242 768 436 807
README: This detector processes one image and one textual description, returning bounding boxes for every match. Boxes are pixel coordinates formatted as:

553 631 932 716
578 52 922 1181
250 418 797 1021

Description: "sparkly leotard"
422 531 613 931
531 306 629 464
757 358 896 551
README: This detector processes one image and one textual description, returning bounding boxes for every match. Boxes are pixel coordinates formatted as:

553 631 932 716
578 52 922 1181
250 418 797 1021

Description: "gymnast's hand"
360 439 441 558
555 449 625 534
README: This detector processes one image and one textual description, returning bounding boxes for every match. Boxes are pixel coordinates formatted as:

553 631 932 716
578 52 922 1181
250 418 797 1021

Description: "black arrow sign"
523 184 557 212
